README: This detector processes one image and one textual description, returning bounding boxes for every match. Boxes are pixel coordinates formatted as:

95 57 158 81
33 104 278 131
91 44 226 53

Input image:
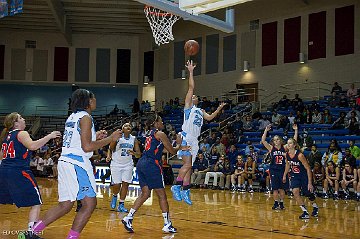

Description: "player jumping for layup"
171 60 226 205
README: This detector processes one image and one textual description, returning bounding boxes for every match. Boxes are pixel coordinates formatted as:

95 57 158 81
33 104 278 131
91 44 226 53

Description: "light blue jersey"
181 105 203 139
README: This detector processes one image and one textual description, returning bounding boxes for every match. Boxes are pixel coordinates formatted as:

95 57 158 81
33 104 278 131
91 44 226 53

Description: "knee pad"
307 193 316 201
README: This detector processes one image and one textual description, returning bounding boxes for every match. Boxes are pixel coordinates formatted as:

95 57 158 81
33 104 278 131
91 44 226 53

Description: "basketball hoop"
144 5 180 46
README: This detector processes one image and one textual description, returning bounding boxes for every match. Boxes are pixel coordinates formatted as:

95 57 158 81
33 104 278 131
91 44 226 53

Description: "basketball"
184 40 199 56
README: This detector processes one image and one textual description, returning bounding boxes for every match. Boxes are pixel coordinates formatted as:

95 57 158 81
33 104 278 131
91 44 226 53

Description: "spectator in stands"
322 142 343 166
244 141 260 156
201 146 211 161
241 155 256 193
227 144 239 165
208 132 217 146
346 107 360 119
310 100 320 112
331 82 343 95
110 104 120 115
173 97 180 108
346 112 360 135
328 92 340 108
304 108 312 124
339 95 349 108
299 131 313 152
331 112 347 129
230 155 245 191
209 147 220 166
277 95 290 110
347 83 357 99
294 110 304 124
271 111 281 128
312 109 322 124
287 112 295 129
201 97 211 110
307 145 322 169
242 115 254 131
342 148 356 169
291 94 304 111
204 155 225 189
322 109 332 124
349 140 360 159
35 155 45 176
219 157 232 190
341 162 358 200
323 161 340 199
132 98 140 114
330 139 342 152
191 153 209 188
248 145 259 164
258 115 271 131
199 138 210 153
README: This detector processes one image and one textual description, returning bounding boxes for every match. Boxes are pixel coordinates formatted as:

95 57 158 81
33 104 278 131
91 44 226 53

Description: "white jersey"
111 135 135 167
181 105 203 139
61 111 96 166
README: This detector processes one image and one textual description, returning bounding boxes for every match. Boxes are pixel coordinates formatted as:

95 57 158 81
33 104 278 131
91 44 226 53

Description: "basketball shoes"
170 185 182 201
162 222 177 233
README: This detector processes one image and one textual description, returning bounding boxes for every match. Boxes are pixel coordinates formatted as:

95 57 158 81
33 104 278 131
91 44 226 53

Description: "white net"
144 6 180 46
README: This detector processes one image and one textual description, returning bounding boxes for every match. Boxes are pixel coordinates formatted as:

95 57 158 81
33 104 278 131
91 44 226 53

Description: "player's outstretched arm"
80 116 122 152
261 125 272 151
184 60 196 109
203 102 226 121
18 131 61 151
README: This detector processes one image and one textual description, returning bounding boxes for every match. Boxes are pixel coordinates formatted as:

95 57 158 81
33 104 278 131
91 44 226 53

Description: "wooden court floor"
1 178 359 239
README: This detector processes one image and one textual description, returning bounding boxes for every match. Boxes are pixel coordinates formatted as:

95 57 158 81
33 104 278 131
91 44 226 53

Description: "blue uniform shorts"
290 174 311 196
270 170 289 190
136 158 164 190
0 167 42 207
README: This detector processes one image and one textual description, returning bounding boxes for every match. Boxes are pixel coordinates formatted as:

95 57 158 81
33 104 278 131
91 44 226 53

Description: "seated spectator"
211 137 226 156
258 116 271 131
339 95 349 108
347 83 357 99
240 155 256 193
242 115 254 131
35 155 45 176
303 108 312 124
204 155 225 189
209 147 220 166
331 82 343 95
342 148 356 169
346 112 360 135
291 93 304 111
230 155 245 191
322 109 332 124
271 111 282 128
277 95 290 110
199 138 210 153
328 92 340 108
294 110 304 124
201 146 211 161
310 100 320 112
322 142 343 166
219 157 232 190
191 153 209 188
110 104 120 115
307 145 322 169
341 163 358 200
331 112 347 129
227 144 239 165
287 112 295 129
323 161 340 199
346 108 360 122
248 145 259 164
299 131 313 152
312 109 322 124
244 141 260 156
349 140 360 159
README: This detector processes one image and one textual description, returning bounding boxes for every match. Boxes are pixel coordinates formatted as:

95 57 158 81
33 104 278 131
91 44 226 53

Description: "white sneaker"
122 216 134 233
162 222 177 233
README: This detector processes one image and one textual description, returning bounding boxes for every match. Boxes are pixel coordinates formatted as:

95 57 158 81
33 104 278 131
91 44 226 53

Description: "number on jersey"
275 156 283 164
193 115 202 127
144 136 152 151
2 141 16 159
62 130 74 148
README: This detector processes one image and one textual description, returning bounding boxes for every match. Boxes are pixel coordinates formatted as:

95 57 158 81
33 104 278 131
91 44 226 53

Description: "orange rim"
144 5 173 17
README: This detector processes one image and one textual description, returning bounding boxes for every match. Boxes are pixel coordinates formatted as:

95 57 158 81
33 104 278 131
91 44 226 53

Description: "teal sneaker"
110 195 117 209
180 189 192 205
170 185 182 201
117 202 129 212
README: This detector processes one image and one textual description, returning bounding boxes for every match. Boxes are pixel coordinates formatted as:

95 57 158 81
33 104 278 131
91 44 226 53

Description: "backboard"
133 0 245 33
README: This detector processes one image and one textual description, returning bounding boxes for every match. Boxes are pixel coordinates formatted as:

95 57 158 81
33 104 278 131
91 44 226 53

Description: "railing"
259 81 333 112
